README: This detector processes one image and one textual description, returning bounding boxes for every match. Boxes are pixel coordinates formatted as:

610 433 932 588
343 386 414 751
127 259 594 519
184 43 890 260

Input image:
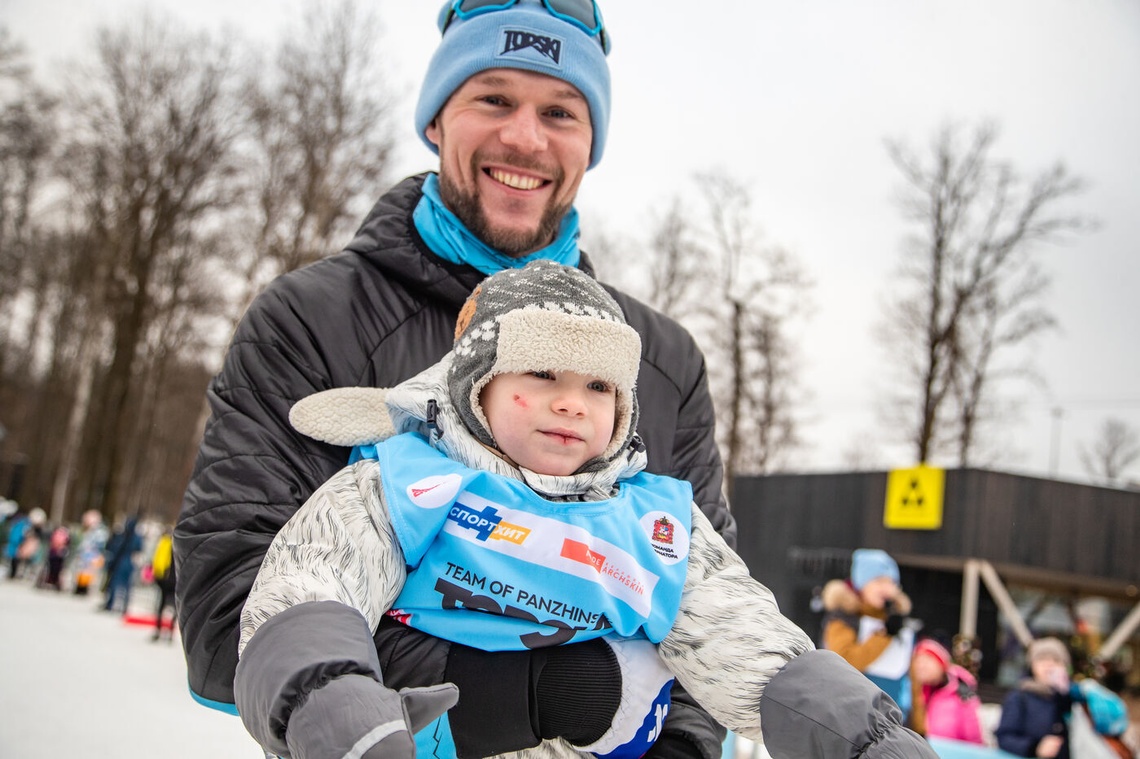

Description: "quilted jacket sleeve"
237 459 405 654
759 650 940 758
660 509 937 759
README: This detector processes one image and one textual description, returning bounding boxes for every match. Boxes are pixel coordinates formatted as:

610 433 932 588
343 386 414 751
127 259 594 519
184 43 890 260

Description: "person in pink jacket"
911 638 986 744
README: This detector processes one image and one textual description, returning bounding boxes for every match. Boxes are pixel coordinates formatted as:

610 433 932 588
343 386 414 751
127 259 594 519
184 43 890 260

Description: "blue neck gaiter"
413 173 581 276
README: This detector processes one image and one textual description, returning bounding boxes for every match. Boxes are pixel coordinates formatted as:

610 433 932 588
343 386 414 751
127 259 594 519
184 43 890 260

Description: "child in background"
38 523 71 590
995 637 1075 758
996 637 1133 759
71 510 108 596
910 638 985 744
821 547 917 717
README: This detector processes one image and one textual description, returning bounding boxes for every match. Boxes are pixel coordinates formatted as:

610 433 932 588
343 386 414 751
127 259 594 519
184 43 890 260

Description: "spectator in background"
72 510 108 596
102 515 142 614
150 529 177 642
820 548 917 718
995 637 1073 758
0 499 17 556
996 637 1135 759
37 522 72 590
5 507 46 580
909 637 985 745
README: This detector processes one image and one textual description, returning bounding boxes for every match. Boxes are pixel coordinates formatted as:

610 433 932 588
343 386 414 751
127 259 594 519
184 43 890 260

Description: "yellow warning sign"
884 465 944 530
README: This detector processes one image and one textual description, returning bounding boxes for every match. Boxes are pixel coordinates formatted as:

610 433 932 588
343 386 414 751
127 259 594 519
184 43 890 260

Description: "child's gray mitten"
284 677 459 759
237 603 459 759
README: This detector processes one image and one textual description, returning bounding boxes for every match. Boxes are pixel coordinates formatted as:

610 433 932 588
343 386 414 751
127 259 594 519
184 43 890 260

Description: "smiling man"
175 3 936 759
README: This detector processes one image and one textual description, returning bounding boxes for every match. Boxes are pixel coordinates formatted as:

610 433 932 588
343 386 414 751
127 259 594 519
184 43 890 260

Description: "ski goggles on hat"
442 0 611 54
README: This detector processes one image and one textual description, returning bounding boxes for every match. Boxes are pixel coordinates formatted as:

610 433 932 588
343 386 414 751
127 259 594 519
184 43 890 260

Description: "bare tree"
235 0 398 312
642 197 710 321
1080 417 1140 487
0 29 64 504
701 173 812 482
48 15 244 521
1 4 404 524
881 121 1091 466
639 172 812 491
0 29 57 379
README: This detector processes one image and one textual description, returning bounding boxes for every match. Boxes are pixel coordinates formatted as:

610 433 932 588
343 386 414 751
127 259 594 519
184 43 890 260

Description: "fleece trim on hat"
466 308 640 461
448 260 641 472
416 0 611 169
850 548 900 591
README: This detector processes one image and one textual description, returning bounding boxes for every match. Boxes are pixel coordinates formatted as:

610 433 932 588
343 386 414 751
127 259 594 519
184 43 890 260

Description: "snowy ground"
0 576 260 758
0 574 1025 759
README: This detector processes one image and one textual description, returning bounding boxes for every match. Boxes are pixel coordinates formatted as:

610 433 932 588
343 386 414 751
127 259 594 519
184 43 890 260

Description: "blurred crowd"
818 548 1139 758
1 499 177 641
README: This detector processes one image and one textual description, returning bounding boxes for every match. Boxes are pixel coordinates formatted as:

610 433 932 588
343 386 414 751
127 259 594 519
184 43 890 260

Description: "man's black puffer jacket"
174 173 736 755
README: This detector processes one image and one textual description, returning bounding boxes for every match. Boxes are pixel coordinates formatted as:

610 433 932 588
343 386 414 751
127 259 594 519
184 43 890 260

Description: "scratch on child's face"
513 394 528 408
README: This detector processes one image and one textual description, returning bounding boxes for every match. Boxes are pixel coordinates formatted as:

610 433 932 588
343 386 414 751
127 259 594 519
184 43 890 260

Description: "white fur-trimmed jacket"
235 358 938 759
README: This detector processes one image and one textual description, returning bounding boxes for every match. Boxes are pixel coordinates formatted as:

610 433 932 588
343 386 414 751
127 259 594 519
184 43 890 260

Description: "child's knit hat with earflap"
448 260 641 473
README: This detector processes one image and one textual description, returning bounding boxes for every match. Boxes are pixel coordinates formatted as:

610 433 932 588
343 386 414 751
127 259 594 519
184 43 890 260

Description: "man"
178 3 730 757
176 3 937 757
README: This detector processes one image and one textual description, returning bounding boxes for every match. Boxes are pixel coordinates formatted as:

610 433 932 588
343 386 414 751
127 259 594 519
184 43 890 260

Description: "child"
820 547 917 718
995 637 1074 758
909 638 985 744
71 509 108 596
995 637 1133 759
235 261 937 759
38 523 72 590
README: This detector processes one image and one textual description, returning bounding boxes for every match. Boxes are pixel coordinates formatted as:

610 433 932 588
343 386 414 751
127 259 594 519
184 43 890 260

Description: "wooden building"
731 468 1140 687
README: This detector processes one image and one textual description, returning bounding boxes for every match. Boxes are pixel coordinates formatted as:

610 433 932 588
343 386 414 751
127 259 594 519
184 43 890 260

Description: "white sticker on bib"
640 511 690 565
406 474 463 510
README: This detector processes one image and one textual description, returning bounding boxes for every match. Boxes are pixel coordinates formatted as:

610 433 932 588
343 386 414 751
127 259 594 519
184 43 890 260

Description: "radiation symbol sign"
883 465 944 530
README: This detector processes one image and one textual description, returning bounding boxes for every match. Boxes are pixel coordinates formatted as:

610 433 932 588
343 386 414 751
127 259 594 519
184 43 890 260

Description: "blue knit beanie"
416 0 612 169
850 549 900 591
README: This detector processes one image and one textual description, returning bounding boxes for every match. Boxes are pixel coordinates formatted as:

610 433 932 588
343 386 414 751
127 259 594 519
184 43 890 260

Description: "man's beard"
438 165 571 257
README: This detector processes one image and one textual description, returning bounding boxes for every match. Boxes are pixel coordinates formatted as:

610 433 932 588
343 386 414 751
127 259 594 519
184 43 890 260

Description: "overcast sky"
5 0 1140 485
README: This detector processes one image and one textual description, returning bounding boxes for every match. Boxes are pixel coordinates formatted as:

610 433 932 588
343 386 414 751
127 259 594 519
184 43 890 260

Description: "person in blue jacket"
102 516 142 614
5 507 46 580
